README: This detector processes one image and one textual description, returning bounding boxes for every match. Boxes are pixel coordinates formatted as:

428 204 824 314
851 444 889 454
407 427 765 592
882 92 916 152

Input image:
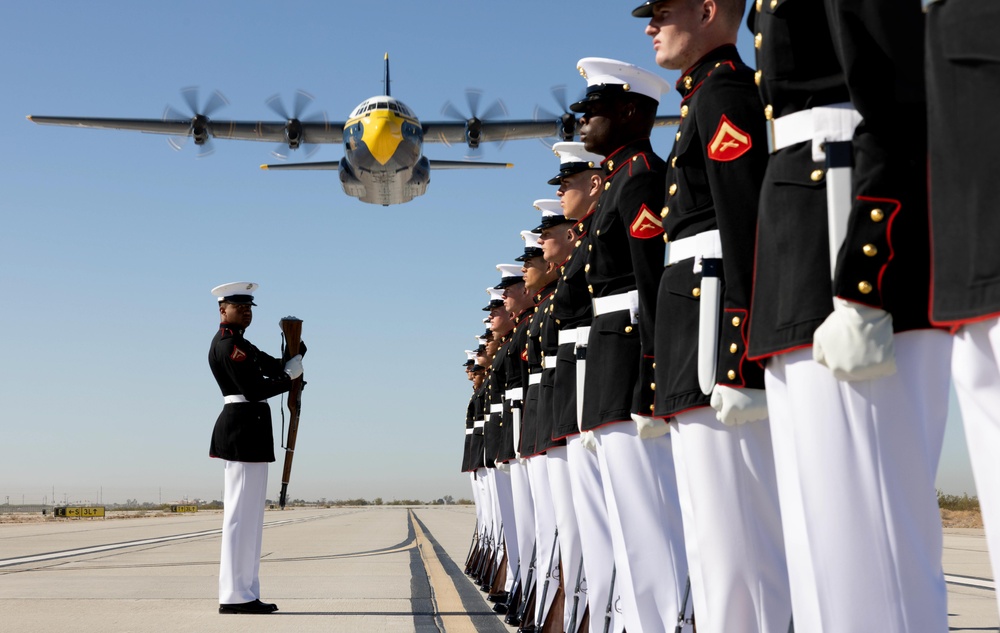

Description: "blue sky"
0 1 975 505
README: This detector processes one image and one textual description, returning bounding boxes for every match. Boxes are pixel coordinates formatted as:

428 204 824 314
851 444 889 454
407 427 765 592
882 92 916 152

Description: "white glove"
495 460 511 473
284 354 304 379
813 297 896 381
580 430 598 452
631 413 670 439
710 385 768 426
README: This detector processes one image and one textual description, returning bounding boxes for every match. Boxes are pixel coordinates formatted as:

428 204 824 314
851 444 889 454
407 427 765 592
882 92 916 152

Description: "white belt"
558 327 582 346
474 419 485 429
223 395 265 404
542 356 558 369
767 103 861 160
490 403 504 414
529 372 542 385
592 290 638 317
576 326 591 347
506 387 523 401
466 428 473 435
666 229 723 266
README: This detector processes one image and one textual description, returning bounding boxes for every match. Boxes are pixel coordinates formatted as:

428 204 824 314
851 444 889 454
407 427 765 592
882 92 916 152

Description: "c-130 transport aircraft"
28 55 679 206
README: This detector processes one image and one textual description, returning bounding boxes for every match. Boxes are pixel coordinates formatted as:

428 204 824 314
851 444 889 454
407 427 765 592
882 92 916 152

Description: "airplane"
27 55 680 206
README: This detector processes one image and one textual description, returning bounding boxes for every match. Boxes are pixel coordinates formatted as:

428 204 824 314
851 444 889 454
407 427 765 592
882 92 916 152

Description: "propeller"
265 89 329 159
162 87 229 158
440 88 508 159
532 85 580 148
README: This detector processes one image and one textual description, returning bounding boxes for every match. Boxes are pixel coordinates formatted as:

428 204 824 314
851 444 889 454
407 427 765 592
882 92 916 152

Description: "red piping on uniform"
860 195 900 307
725 308 749 387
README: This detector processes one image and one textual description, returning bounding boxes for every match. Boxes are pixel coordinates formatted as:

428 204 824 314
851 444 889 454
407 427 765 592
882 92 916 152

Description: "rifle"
603 565 617 633
675 574 692 633
536 527 560 629
567 552 586 633
278 317 303 510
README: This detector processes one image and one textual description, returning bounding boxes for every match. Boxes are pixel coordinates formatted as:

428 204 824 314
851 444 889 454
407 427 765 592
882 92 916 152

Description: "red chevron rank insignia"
708 115 752 162
230 346 247 362
629 204 664 239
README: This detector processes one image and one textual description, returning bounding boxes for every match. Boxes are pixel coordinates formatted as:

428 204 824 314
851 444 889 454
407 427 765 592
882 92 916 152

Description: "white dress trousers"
475 468 496 553
764 330 951 633
510 459 536 590
526 453 561 627
670 407 791 633
219 460 269 604
492 466 519 593
546 444 587 633
952 316 1000 623
593 421 690 633
567 435 626 633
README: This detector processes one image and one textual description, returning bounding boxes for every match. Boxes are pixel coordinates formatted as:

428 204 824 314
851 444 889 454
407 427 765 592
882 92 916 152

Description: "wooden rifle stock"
278 317 303 509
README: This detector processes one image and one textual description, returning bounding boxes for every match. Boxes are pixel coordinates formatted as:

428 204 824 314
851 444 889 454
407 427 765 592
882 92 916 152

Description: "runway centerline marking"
411 509 478 633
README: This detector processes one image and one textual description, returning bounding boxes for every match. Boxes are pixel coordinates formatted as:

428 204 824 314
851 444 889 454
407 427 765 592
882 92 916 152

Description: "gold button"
556 319 561 324
858 281 873 294
661 206 669 218
764 104 773 120
596 229 601 236
663 234 669 243
560 266 565 274
770 0 777 8
650 404 655 412
607 160 614 171
669 183 678 195
604 181 611 191
585 263 591 272
671 156 677 168
728 370 737 380
652 362 656 369
650 383 656 391
732 316 741 327
534 307 539 312
578 223 584 231
754 69 762 86
683 76 693 90
730 343 738 354
870 208 884 222
588 244 593 251
810 169 825 182
680 105 689 118
675 131 682 141
575 239 582 247
755 0 762 11
625 326 633 333
863 244 878 257
754 32 762 49
692 287 701 297
588 285 594 294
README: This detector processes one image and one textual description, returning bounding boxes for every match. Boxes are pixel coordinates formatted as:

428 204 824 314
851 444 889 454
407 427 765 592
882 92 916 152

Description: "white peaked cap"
497 263 523 279
533 198 564 218
552 142 603 168
486 287 505 302
466 350 478 361
573 57 670 107
521 230 542 249
211 281 258 304
475 336 487 346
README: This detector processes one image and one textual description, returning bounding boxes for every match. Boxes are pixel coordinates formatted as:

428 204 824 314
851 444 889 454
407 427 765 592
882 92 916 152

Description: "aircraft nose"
362 111 404 165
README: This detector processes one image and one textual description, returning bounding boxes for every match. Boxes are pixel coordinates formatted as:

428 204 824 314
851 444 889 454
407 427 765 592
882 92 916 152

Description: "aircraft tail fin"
383 52 391 96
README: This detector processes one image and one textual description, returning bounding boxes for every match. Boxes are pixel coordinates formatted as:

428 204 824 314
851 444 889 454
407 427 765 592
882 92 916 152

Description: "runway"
0 508 996 632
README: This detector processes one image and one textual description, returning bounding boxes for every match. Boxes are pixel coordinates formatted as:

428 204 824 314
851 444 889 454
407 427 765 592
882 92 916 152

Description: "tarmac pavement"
0 507 996 632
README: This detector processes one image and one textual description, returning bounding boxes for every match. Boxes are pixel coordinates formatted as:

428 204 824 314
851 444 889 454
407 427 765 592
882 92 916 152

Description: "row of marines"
461 1 1000 632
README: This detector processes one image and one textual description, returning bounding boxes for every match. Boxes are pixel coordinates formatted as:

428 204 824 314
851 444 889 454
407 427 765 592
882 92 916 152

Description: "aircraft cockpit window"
376 102 388 110
388 103 399 112
366 103 376 112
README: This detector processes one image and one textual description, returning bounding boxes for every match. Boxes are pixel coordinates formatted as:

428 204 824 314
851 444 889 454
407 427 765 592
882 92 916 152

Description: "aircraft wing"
260 161 340 171
421 119 563 145
27 116 345 144
653 115 682 128
429 160 513 170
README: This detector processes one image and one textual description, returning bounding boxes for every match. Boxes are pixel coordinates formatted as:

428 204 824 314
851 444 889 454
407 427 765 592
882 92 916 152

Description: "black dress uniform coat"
927 0 1000 325
551 210 596 441
535 283 568 453
520 280 558 457
583 140 667 427
498 309 530 463
747 0 932 359
653 45 767 417
483 339 508 468
462 395 475 473
208 323 292 463
469 382 488 471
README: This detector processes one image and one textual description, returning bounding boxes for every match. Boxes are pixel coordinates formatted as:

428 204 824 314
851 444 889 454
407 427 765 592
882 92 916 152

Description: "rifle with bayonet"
278 317 303 510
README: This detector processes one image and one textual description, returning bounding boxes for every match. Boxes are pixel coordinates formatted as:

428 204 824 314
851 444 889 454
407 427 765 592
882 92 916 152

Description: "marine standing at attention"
208 282 304 615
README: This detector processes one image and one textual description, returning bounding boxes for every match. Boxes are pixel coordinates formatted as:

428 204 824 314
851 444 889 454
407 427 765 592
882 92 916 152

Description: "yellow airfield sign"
54 506 105 518
170 505 198 513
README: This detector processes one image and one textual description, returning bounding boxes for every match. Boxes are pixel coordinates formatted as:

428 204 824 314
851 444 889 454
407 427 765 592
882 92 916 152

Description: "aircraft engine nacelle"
191 114 211 145
465 118 483 149
338 157 366 199
559 113 577 142
283 119 304 150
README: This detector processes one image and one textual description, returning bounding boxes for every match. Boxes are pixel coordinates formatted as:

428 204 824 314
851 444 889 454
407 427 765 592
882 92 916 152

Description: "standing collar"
675 44 742 98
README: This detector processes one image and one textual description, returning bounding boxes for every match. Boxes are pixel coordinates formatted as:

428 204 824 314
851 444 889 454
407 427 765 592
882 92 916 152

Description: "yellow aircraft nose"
361 111 404 165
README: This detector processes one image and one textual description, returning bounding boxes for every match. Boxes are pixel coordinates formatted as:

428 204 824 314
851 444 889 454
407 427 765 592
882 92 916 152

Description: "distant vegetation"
938 491 979 512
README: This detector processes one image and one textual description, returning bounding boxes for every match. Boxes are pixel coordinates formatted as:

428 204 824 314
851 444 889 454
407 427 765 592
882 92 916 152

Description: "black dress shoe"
492 602 508 615
487 590 509 603
505 613 522 626
219 599 279 614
